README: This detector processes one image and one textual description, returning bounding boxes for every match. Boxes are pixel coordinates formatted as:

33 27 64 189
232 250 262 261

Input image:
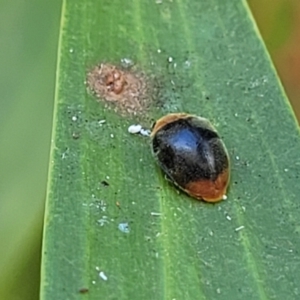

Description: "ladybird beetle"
150 113 230 202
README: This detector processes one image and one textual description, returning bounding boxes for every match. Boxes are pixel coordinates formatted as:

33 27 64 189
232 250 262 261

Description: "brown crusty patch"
87 63 150 116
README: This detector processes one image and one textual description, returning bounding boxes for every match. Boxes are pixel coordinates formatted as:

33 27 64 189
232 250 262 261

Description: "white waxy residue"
118 222 130 233
128 124 142 134
99 271 108 281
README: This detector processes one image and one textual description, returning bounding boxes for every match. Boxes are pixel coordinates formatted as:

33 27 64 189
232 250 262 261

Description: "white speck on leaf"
235 226 245 232
226 215 232 221
120 57 134 68
151 212 162 216
184 60 191 68
118 222 130 233
99 271 108 281
140 128 150 136
128 124 142 134
97 216 109 226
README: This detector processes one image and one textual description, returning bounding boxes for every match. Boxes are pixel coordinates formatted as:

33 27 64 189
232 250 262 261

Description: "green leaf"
41 0 300 299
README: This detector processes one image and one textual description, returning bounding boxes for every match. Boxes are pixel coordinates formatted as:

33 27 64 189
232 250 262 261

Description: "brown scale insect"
105 69 126 94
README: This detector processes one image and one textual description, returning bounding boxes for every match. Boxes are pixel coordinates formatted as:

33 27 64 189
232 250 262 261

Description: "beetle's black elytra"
151 113 230 202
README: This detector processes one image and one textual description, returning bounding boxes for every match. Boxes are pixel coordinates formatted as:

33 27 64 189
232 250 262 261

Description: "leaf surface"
41 1 300 299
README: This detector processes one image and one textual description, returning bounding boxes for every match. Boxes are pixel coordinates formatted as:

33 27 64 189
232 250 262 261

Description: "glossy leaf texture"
41 0 300 299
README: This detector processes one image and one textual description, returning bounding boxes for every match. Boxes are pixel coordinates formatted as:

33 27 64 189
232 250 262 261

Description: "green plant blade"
41 0 300 299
